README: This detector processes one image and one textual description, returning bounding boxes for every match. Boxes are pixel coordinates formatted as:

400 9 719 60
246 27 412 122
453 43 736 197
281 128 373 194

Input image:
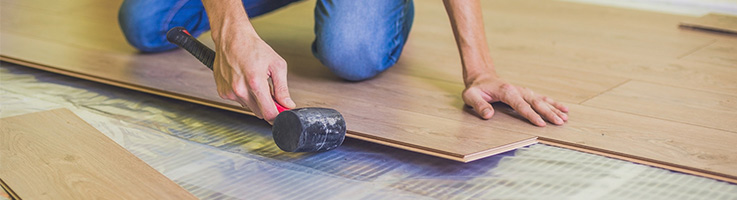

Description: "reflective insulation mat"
1 62 735 199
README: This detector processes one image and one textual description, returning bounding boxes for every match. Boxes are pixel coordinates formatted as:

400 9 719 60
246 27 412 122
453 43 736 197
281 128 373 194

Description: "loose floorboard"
1 0 736 183
0 109 197 199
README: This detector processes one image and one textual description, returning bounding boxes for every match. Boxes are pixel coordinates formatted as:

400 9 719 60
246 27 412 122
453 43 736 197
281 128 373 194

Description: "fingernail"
536 119 546 126
285 98 296 108
482 108 491 118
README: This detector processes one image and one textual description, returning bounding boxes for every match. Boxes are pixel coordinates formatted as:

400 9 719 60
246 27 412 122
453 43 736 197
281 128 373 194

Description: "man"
119 0 568 126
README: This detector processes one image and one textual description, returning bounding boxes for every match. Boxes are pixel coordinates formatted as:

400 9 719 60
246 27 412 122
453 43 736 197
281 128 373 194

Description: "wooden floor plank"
508 104 737 182
512 58 737 96
0 0 97 13
583 81 737 132
681 39 737 68
0 109 196 199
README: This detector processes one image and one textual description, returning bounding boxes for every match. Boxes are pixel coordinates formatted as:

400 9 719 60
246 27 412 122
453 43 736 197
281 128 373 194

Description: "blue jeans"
119 0 414 81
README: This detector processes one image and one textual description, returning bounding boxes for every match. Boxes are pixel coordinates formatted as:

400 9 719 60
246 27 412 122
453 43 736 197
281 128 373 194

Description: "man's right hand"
203 0 295 123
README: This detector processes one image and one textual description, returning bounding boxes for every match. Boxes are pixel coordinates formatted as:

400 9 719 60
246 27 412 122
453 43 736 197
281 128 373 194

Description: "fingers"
544 96 569 113
214 69 267 119
248 76 281 122
231 77 265 119
498 84 546 126
270 61 296 109
462 88 494 119
542 96 568 121
549 104 568 121
521 90 564 125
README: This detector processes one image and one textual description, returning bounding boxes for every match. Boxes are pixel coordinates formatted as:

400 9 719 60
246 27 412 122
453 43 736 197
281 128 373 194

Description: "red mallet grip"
275 102 289 113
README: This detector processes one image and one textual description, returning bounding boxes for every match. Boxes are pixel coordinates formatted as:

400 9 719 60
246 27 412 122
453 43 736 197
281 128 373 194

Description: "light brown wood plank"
0 0 97 13
681 39 737 68
0 3 135 52
680 13 737 35
583 81 737 132
511 58 737 96
0 109 196 199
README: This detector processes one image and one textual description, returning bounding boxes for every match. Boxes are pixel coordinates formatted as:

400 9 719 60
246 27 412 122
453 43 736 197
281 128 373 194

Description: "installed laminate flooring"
0 109 197 199
1 0 736 183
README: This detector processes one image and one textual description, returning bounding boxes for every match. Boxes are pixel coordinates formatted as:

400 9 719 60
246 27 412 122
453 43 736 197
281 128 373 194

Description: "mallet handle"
166 27 288 113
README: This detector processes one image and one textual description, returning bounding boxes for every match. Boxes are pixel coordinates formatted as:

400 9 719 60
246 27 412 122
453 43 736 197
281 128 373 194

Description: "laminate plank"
0 3 135 52
681 39 737 68
583 81 737 132
515 58 737 96
495 104 737 183
0 0 97 13
680 13 737 35
0 109 196 199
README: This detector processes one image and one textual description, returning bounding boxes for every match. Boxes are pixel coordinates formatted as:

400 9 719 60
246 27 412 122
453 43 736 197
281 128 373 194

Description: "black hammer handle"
166 27 215 70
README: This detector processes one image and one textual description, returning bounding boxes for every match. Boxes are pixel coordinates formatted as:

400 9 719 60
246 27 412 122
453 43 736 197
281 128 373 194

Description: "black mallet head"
272 107 346 152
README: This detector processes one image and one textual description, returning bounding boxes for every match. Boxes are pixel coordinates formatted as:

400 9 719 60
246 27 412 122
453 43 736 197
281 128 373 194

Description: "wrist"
461 54 498 86
210 18 258 45
202 0 257 44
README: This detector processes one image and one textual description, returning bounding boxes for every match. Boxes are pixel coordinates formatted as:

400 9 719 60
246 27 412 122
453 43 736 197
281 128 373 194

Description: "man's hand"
443 0 568 126
203 0 295 123
463 74 568 126
212 33 295 122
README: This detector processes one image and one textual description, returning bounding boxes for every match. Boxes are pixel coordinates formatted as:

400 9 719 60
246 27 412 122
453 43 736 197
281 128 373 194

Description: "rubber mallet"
166 27 346 152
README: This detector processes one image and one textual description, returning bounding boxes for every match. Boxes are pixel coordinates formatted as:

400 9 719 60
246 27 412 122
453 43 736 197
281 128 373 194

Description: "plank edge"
538 138 737 184
0 178 22 200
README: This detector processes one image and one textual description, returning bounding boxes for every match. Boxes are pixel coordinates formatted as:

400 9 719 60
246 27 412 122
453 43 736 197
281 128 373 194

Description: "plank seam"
578 79 632 104
676 39 716 59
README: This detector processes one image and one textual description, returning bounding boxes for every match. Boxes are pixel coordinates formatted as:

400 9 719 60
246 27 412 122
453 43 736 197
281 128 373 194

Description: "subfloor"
2 62 736 199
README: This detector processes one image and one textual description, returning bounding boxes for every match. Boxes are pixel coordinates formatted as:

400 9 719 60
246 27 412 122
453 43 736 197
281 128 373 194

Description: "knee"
118 1 176 52
313 38 398 82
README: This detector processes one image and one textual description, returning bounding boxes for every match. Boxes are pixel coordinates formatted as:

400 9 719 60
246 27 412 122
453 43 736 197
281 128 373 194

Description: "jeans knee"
119 17 175 52
118 0 180 52
314 41 397 81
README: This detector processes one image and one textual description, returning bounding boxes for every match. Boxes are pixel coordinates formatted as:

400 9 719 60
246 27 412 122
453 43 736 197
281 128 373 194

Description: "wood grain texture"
1 0 737 183
0 109 196 199
682 39 737 68
584 81 737 132
680 13 737 35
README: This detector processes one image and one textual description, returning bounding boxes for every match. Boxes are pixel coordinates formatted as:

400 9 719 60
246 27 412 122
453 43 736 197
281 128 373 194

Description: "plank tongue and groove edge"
2 0 737 184
680 13 737 35
0 109 197 199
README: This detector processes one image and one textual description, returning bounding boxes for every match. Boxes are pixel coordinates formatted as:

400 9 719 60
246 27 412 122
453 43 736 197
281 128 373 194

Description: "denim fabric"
312 0 414 81
119 0 300 52
119 0 414 81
